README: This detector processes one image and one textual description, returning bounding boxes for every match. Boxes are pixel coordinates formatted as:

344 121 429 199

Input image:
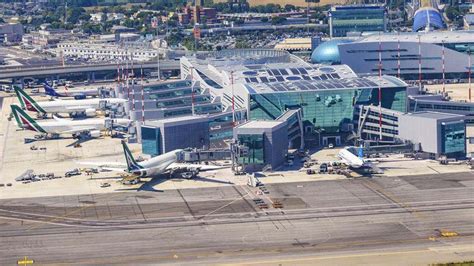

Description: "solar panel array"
239 66 382 92
265 78 379 92
244 72 341 84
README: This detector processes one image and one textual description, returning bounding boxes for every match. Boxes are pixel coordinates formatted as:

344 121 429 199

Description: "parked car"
65 169 81 177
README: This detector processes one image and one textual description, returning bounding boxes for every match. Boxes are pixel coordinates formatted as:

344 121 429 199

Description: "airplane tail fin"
121 140 141 172
10 105 46 133
44 83 60 97
358 144 364 159
13 87 45 113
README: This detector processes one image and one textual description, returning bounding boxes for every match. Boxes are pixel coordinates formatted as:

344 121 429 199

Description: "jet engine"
89 130 101 138
85 108 96 117
130 169 147 177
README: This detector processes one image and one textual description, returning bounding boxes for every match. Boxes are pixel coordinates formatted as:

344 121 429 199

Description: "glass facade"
249 88 406 133
144 80 192 92
238 134 265 164
331 6 386 37
141 127 161 156
441 122 465 157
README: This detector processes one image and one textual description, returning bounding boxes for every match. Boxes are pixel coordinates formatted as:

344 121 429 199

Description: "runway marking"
196 191 250 220
135 197 148 222
362 179 428 220
1 197 473 229
427 166 441 174
24 192 126 232
176 189 195 217
27 235 474 266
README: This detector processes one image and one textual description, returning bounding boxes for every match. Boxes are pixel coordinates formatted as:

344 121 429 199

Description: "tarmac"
0 172 473 265
425 83 474 102
0 92 474 264
0 92 472 200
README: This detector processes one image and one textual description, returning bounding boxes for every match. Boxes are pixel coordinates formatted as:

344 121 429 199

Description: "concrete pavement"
0 173 473 265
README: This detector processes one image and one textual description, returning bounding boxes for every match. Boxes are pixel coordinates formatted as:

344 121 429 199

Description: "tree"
284 4 296 11
271 16 287 25
446 6 460 21
67 7 86 24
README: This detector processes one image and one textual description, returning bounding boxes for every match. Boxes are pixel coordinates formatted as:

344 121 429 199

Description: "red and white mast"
442 40 446 93
190 67 195 116
378 32 383 140
141 65 145 123
397 31 401 79
418 34 422 91
231 71 236 127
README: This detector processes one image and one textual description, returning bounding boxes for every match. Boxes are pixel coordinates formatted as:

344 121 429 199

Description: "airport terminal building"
181 49 408 146
337 31 474 80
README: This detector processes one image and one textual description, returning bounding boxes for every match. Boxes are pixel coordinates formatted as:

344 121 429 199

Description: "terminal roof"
186 49 407 95
405 111 465 120
354 30 474 44
237 120 285 129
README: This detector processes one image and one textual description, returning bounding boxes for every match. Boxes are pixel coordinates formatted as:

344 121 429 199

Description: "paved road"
0 173 473 265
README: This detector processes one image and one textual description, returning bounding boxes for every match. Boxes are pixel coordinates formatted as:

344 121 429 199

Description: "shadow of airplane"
114 174 234 193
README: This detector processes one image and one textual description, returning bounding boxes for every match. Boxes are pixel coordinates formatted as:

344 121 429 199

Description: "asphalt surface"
0 172 473 265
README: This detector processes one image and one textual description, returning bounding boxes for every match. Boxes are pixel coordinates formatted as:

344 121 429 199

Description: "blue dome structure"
311 39 353 65
413 8 446 32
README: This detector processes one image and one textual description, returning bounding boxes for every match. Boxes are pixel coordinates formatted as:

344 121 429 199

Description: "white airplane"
44 83 99 99
80 140 225 179
14 87 126 117
11 105 131 139
336 146 383 174
337 146 366 168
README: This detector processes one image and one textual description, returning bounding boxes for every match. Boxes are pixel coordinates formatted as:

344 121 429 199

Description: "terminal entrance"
322 136 341 147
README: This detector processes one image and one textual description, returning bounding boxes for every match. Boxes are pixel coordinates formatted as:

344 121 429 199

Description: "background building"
329 5 387 38
0 23 23 43
337 31 474 80
413 7 446 32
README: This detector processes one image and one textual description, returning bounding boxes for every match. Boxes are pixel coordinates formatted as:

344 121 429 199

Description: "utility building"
141 116 210 156
398 112 466 159
234 120 288 171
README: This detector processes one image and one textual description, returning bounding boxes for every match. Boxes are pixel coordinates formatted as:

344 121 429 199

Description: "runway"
0 172 473 265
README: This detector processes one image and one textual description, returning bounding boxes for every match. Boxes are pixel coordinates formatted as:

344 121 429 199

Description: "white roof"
356 31 474 44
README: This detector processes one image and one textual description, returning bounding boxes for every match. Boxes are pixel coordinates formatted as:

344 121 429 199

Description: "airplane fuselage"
337 148 365 168
27 98 126 114
135 150 182 177
30 118 130 135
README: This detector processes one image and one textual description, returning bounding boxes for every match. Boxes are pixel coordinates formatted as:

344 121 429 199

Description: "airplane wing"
75 161 127 172
166 163 227 172
60 127 98 134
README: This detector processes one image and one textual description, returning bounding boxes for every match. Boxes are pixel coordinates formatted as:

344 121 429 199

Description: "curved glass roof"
413 8 446 32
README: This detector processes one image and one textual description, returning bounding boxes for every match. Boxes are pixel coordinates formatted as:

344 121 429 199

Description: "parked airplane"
337 146 366 168
79 140 224 179
11 105 130 139
14 87 126 117
44 84 99 99
336 146 383 174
